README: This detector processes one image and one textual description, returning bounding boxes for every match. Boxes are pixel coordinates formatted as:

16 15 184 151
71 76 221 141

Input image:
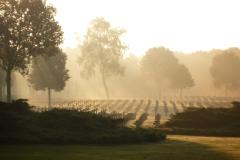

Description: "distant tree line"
78 18 240 98
78 18 195 99
1 0 240 102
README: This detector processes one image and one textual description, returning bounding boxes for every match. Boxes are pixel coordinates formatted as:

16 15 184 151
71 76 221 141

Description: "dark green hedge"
0 99 166 144
163 102 240 136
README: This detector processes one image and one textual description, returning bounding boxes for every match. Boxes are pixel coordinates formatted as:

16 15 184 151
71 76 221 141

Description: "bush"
163 104 240 136
165 107 240 129
0 100 166 144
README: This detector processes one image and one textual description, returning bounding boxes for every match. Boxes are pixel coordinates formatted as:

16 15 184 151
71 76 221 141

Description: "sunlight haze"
48 0 240 55
2 0 240 155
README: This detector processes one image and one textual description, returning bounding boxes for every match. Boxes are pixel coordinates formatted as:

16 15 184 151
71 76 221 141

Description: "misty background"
8 47 239 106
2 0 240 105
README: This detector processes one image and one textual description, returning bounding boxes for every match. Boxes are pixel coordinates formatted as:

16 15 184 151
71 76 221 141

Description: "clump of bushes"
163 102 240 136
0 100 166 144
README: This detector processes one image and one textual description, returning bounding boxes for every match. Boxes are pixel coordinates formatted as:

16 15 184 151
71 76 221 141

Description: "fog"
8 46 240 106
1 0 240 105
1 1 240 156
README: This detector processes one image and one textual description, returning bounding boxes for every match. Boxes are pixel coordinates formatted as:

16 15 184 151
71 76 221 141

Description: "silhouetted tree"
0 0 63 102
78 17 127 98
210 48 240 97
141 47 194 97
141 47 179 97
170 64 195 97
28 50 69 107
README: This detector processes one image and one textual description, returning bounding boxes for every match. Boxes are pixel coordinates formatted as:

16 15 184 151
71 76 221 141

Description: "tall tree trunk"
48 87 51 108
101 71 109 99
6 69 11 103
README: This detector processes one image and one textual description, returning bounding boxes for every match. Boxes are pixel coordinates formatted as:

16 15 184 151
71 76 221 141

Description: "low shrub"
163 103 240 136
0 100 166 144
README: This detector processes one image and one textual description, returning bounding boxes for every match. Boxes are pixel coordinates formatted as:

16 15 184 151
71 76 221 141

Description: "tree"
28 49 69 107
210 48 240 97
141 47 178 97
141 47 194 97
0 0 63 102
78 17 127 98
170 64 194 97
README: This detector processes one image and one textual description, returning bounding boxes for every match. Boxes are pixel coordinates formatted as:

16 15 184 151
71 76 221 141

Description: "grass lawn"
0 135 240 160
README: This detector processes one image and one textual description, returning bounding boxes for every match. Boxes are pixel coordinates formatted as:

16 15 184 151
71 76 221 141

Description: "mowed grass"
170 135 240 160
0 135 240 160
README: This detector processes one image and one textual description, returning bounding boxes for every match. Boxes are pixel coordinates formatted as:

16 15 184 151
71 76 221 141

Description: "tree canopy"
29 51 69 91
210 48 240 96
29 49 69 107
0 0 63 102
170 64 194 95
141 47 194 96
79 17 127 98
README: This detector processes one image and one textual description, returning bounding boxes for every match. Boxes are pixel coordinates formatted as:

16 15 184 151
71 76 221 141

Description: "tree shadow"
0 139 237 160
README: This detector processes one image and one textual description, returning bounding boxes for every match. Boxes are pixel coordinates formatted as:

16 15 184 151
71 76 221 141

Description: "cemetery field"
0 135 240 160
32 96 240 128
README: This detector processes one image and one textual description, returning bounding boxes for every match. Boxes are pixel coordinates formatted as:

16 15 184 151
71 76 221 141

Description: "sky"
47 0 240 56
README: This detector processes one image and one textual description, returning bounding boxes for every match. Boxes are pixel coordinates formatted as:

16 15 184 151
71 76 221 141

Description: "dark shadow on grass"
0 139 236 160
162 139 235 160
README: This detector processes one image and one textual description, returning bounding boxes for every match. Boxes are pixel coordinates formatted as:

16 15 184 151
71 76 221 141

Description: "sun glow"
47 0 240 55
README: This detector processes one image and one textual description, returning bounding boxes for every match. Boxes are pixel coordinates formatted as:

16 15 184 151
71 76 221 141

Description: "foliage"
28 49 69 92
141 47 194 95
0 100 166 144
0 99 32 112
210 48 240 95
163 104 240 136
78 17 127 98
170 64 194 90
165 107 240 129
0 0 63 102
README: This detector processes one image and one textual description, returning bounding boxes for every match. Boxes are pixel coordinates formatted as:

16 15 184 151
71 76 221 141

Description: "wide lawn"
0 135 239 160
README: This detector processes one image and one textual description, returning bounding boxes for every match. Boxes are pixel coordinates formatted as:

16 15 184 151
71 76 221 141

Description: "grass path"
0 135 239 160
169 135 240 160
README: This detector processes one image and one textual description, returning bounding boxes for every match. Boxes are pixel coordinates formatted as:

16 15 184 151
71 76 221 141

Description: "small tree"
0 0 63 102
210 48 240 97
78 17 127 99
141 47 194 97
28 50 69 107
141 47 179 97
170 64 195 97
